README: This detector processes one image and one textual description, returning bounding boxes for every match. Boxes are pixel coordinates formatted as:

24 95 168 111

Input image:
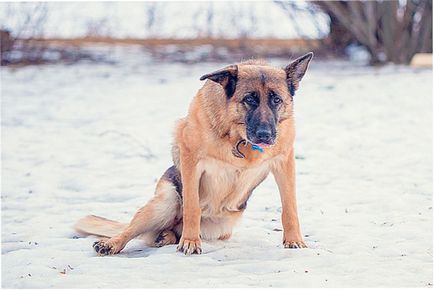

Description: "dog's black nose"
256 128 272 143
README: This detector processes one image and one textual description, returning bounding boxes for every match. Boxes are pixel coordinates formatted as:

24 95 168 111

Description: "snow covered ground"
1 52 432 287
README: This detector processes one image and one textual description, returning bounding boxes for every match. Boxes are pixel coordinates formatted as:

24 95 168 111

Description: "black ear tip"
303 52 314 60
290 52 314 65
199 75 207 81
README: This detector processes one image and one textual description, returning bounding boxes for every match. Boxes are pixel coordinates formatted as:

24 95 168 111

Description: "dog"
74 52 313 255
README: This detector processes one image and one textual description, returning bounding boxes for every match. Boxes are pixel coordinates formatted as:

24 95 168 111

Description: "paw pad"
93 240 114 256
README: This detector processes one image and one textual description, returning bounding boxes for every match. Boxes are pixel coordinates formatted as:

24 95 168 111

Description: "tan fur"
75 215 127 238
74 53 313 255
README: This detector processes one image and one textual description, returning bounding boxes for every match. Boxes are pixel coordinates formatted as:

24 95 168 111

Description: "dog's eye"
272 96 282 105
243 94 258 106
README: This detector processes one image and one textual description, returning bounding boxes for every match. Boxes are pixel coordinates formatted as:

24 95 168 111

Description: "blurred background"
1 2 433 288
1 0 432 66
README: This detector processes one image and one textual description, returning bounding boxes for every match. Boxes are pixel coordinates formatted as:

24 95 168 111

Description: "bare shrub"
144 2 165 38
312 0 432 64
85 18 111 37
0 3 49 65
0 30 14 65
273 2 331 58
1 3 107 66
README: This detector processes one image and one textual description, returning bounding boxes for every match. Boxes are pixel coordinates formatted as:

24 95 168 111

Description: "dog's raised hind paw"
93 239 119 256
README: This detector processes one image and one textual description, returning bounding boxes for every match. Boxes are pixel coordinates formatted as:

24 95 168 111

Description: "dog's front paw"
93 239 120 256
283 240 307 249
177 236 202 255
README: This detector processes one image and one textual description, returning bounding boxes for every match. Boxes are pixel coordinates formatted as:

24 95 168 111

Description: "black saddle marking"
163 165 183 199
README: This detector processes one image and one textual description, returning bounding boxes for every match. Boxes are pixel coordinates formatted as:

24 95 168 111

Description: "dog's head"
200 53 313 147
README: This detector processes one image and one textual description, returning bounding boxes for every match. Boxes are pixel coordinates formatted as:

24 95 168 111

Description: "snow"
0 2 329 39
1 51 432 287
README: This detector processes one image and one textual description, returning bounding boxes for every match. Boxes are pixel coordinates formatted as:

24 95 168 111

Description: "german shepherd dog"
74 52 313 255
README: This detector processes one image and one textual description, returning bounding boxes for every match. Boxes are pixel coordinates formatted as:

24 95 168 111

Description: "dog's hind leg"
74 215 159 246
92 172 182 256
154 230 178 247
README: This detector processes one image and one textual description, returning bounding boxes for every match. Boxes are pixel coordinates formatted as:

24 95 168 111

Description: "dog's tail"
74 215 127 238
74 215 158 245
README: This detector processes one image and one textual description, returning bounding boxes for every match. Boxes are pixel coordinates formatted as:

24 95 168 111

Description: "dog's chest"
197 158 270 217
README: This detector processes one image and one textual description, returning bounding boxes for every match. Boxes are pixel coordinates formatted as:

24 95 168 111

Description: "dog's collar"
232 139 264 158
232 139 247 158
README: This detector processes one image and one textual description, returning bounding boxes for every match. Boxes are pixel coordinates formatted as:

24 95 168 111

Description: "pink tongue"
256 143 270 149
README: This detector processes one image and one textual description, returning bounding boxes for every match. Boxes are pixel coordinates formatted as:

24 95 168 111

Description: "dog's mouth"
253 142 273 149
245 127 277 149
246 138 276 148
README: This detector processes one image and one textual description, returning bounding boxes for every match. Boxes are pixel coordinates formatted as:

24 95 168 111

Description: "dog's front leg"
272 148 307 249
176 146 203 255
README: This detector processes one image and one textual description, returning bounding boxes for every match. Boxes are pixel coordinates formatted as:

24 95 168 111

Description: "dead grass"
25 37 322 51
3 37 326 66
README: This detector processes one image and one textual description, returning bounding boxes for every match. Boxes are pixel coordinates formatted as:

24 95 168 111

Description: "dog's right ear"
200 65 238 98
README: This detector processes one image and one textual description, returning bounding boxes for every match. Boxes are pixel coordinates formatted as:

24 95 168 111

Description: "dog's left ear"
200 65 238 98
285 52 313 96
